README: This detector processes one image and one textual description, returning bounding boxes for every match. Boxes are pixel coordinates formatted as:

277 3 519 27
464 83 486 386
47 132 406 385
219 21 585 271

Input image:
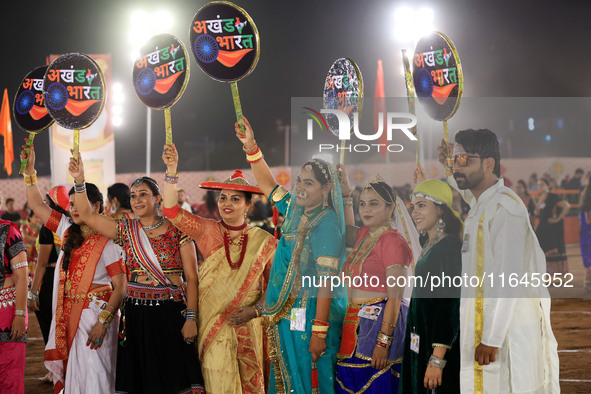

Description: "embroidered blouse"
344 226 412 293
0 219 26 284
114 217 192 276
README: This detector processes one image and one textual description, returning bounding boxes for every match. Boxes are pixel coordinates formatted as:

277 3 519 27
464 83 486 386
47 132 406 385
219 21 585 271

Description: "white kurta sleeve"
480 205 527 347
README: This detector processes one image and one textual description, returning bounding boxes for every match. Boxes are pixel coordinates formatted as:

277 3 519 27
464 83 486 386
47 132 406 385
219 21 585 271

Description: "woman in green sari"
235 117 347 393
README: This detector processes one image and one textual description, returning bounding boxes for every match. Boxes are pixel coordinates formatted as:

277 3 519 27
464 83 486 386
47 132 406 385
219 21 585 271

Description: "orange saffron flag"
0 88 14 175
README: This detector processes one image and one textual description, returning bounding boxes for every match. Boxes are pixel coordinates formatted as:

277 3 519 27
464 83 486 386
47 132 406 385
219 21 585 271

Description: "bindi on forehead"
299 168 321 181
221 192 243 198
132 187 151 194
297 175 318 184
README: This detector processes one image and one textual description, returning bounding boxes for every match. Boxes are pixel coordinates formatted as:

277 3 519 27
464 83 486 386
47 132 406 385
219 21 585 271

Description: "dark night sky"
1 0 590 178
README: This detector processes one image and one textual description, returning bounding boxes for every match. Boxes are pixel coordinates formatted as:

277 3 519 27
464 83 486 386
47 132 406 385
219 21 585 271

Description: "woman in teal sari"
235 117 347 393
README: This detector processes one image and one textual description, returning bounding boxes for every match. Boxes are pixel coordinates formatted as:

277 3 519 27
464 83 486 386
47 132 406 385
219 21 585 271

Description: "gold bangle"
311 325 329 332
246 150 263 163
251 305 260 318
242 141 258 154
23 171 38 186
432 343 452 349
165 170 179 177
98 310 114 326
381 321 396 329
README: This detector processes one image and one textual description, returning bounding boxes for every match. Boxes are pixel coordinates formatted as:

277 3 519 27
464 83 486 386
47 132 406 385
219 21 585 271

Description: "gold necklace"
419 232 445 259
368 225 390 238
80 225 96 239
226 228 246 252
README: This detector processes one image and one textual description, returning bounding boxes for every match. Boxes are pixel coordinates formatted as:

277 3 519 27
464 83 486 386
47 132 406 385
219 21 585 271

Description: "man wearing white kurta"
438 129 559 393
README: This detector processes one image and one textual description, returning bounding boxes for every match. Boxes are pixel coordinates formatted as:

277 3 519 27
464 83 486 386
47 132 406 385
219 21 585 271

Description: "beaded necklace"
220 221 248 270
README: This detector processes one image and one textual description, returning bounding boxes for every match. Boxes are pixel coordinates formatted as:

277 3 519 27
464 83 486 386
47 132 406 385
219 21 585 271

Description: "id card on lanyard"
358 305 382 321
290 308 306 331
410 327 420 353
461 233 470 253
89 296 107 315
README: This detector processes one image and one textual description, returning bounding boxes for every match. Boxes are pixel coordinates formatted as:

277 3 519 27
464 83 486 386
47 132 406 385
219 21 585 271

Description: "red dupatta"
44 233 109 364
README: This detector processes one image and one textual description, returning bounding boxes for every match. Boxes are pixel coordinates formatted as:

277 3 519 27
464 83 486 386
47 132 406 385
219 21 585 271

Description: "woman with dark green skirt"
400 180 463 393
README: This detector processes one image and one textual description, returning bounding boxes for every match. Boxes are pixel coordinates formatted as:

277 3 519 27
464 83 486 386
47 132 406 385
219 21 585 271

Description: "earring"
322 192 328 208
435 217 445 233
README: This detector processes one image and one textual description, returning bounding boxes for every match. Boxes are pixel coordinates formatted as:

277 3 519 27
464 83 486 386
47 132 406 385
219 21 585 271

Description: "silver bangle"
28 290 39 302
164 173 179 184
428 354 447 369
184 308 198 322
11 261 28 270
14 309 26 317
74 181 86 193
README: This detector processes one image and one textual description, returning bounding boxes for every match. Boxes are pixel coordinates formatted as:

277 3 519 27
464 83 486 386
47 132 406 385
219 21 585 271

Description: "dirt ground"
547 243 591 394
23 244 590 393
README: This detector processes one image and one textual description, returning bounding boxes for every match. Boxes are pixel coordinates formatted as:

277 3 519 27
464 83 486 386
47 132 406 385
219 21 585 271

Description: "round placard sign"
132 33 190 109
190 1 260 82
43 53 105 129
412 31 463 121
322 58 364 137
13 66 54 133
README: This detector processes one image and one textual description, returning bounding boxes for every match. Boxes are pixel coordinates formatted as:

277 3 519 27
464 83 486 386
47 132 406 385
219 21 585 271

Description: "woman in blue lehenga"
235 117 347 393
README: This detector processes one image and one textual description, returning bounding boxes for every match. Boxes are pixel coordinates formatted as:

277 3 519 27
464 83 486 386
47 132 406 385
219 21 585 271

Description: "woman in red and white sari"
22 146 127 393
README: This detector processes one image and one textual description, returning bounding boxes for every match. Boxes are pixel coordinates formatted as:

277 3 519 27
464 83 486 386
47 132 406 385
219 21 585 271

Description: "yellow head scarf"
412 180 453 208
411 180 463 224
